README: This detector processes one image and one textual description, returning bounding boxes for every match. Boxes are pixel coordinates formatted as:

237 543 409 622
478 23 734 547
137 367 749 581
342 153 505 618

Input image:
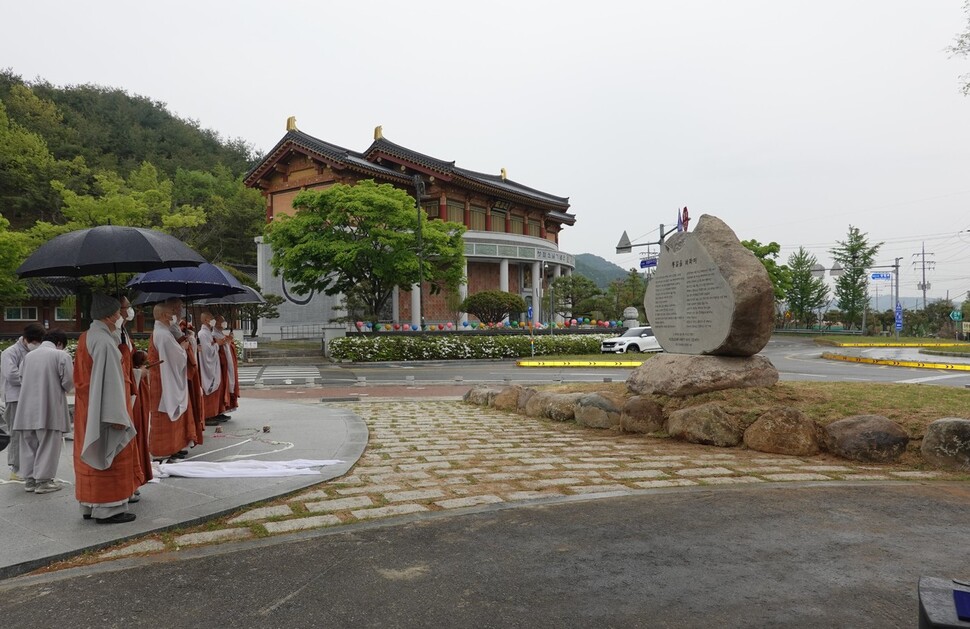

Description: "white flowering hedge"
329 334 609 362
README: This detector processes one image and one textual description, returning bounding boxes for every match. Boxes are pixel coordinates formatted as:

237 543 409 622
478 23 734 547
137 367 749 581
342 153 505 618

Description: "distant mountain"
574 253 631 289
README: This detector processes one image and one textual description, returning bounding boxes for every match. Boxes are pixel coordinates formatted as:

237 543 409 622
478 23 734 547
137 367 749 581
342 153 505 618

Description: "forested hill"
0 69 265 272
574 253 632 289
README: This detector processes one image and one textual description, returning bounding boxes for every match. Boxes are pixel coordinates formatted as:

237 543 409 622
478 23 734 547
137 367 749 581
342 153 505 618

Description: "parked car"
600 326 662 353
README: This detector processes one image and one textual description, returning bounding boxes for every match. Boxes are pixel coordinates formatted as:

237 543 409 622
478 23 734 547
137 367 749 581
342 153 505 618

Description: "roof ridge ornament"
501 167 507 181
374 125 383 140
286 116 298 131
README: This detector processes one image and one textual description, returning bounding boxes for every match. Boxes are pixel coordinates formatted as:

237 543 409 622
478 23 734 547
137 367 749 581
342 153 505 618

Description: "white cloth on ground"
156 458 344 478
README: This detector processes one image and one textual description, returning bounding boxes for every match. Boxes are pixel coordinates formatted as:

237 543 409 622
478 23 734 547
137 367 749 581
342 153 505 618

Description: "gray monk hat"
90 293 120 320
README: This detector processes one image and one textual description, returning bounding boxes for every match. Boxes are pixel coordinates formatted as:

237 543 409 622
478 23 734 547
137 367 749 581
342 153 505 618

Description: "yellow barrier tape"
516 360 644 368
820 352 970 371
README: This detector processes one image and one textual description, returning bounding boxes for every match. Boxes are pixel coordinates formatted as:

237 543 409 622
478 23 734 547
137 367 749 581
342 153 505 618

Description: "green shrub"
329 333 607 361
460 291 528 324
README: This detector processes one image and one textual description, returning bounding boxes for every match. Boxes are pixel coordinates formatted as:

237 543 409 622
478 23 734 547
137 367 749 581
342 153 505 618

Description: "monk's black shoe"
96 512 136 524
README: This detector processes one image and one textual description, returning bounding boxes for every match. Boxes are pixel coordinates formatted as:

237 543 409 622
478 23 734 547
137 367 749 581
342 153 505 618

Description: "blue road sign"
640 258 658 269
527 305 533 320
871 272 891 281
895 302 903 331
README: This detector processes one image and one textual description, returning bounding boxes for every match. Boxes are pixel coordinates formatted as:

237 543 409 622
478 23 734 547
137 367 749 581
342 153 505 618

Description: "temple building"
244 119 576 335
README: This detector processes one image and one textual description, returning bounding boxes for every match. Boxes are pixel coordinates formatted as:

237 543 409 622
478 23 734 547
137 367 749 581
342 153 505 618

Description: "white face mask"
170 314 179 325
26 342 40 352
114 315 124 330
125 307 135 321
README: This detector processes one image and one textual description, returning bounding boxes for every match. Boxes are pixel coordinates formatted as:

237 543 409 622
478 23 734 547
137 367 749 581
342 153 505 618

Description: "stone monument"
627 214 779 397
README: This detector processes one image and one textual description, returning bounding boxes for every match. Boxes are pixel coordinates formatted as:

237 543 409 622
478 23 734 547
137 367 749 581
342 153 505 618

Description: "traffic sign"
871 272 892 281
527 305 533 320
895 302 903 331
964 322 970 334
950 310 963 322
640 258 658 269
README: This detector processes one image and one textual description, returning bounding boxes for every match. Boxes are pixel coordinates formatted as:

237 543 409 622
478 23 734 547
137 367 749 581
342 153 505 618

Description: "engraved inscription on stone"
645 236 735 354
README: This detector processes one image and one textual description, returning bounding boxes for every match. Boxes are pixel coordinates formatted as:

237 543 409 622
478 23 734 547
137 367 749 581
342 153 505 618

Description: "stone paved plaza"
91 399 954 563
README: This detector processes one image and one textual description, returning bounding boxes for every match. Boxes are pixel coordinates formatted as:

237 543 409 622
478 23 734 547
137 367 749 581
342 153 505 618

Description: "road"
2 483 967 628
241 337 970 389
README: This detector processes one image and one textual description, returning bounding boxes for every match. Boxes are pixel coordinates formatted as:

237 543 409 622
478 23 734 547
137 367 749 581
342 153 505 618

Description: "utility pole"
413 175 426 329
912 242 935 309
894 257 902 340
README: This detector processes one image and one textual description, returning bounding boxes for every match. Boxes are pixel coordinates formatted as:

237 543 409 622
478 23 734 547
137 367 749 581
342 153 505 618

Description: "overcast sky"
5 1 970 304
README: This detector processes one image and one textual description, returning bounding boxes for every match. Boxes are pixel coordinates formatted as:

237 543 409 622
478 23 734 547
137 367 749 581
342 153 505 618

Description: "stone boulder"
463 385 502 406
823 415 909 463
743 407 820 456
921 418 970 471
627 353 779 397
620 396 665 434
523 392 584 422
644 214 775 357
666 402 743 447
574 392 625 429
492 385 536 412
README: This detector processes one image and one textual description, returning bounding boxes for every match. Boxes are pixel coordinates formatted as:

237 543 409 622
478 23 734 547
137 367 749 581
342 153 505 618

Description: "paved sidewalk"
0 398 367 579
79 399 957 567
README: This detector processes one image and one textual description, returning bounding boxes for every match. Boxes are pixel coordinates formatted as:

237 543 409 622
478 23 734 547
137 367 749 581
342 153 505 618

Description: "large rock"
492 385 536 412
824 415 909 463
644 214 774 357
574 392 625 429
463 385 502 406
627 353 779 397
523 392 584 422
666 402 743 447
620 396 666 434
743 407 820 456
921 418 970 471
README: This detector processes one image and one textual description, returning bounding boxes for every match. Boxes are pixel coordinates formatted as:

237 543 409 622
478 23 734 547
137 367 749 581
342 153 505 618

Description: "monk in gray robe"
14 329 73 494
73 294 138 524
1 322 45 480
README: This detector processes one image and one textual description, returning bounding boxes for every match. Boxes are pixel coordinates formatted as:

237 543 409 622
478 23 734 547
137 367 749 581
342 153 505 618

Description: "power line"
912 242 936 309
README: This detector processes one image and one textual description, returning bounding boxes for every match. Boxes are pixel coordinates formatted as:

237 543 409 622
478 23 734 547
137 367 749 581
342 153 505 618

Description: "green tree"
240 293 284 338
549 274 601 319
0 100 57 227
0 213 30 305
264 180 466 320
784 246 830 327
741 239 791 301
830 226 882 330
461 290 527 324
592 269 646 321
949 3 970 95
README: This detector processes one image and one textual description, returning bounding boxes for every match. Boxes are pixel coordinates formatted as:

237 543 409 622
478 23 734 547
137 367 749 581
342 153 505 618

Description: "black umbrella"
16 225 206 279
127 263 246 298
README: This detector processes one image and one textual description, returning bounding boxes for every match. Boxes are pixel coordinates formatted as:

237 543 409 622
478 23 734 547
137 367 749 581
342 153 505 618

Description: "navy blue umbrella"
127 263 246 298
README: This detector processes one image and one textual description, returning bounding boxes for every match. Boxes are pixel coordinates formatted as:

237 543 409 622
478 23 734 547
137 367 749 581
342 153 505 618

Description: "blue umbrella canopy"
127 263 246 298
16 225 206 278
192 286 266 305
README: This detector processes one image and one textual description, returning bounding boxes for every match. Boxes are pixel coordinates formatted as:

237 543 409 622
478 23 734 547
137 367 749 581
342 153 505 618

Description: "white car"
600 326 662 353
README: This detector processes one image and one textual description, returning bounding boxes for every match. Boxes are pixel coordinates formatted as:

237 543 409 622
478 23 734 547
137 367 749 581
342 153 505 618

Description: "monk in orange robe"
148 300 197 460
116 295 151 493
130 349 153 487
73 294 138 524
197 311 225 423
215 315 239 414
181 319 205 442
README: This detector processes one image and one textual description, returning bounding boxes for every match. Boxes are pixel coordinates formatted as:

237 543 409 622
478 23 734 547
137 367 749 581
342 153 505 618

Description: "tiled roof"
24 278 74 299
246 130 570 212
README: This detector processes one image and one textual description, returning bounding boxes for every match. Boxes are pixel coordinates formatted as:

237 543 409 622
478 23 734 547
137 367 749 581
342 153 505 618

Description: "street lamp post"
413 175 426 330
